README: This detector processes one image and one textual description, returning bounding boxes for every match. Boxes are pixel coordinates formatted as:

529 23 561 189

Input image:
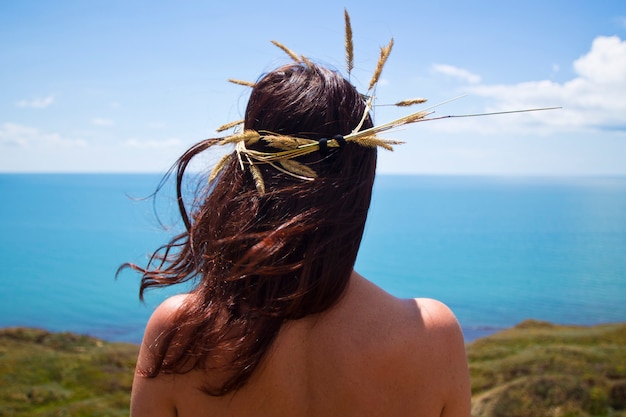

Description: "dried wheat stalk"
216 119 244 133
368 38 394 90
228 78 256 88
395 98 428 107
271 40 301 63
345 9 354 75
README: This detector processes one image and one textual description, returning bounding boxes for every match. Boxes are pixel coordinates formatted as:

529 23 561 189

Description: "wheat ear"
368 38 394 91
216 119 244 133
271 40 301 63
228 78 256 88
344 9 354 75
395 98 428 107
279 159 318 180
301 55 315 70
208 153 232 183
244 154 266 195
219 130 261 146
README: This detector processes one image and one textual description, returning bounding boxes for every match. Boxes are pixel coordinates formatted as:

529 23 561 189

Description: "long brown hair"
125 62 376 395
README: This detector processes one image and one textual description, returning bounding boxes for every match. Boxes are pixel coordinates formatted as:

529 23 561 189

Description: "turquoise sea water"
1 174 625 343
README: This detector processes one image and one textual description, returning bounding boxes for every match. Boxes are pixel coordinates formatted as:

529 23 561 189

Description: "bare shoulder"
140 294 190 349
414 297 463 339
408 297 471 417
149 293 190 325
131 294 191 417
382 297 466 366
135 293 197 372
343 275 470 416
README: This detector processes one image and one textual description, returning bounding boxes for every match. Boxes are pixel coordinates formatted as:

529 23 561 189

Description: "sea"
1 174 625 344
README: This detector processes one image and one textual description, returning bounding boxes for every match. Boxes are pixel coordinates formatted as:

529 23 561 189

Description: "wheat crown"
209 10 558 195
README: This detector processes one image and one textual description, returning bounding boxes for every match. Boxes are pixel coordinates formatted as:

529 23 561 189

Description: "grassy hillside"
0 327 137 417
468 320 626 417
1 321 625 416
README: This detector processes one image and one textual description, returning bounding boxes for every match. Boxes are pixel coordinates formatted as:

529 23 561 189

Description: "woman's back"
131 271 470 417
127 15 470 415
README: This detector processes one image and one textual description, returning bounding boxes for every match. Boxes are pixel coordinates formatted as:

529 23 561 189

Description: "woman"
127 61 471 416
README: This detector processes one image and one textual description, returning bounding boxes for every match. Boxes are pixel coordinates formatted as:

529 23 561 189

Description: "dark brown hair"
126 62 376 395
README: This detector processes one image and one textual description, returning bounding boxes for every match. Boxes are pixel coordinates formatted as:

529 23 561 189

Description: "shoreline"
2 319 625 346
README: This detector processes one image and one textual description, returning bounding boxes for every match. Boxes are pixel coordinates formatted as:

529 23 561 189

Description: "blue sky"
1 0 625 174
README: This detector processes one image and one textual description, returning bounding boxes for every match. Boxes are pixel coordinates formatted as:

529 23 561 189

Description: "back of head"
246 63 369 141
200 62 377 319
136 61 377 395
232 62 377 313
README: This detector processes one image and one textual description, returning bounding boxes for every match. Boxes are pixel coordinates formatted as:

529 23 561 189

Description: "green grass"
0 327 137 416
1 321 625 416
468 320 626 417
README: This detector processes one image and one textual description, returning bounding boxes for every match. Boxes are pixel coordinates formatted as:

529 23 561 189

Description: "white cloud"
16 95 55 109
432 64 481 84
463 35 626 133
574 36 626 84
92 118 115 127
0 123 87 148
124 138 182 149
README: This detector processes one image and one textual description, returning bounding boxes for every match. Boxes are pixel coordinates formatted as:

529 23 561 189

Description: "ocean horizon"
1 173 625 344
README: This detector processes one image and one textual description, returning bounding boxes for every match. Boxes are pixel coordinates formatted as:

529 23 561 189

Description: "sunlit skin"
131 271 470 417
